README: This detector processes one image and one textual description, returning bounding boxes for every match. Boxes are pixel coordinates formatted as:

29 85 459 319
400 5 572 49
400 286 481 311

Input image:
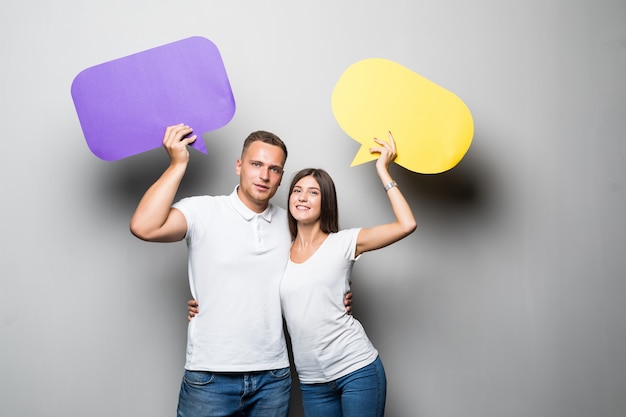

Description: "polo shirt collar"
230 186 274 222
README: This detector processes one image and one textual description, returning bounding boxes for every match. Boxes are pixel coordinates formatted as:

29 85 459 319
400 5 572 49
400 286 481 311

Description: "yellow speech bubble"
331 58 473 174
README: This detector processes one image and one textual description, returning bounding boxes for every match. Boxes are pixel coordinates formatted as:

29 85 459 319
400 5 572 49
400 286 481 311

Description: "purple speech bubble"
71 36 235 161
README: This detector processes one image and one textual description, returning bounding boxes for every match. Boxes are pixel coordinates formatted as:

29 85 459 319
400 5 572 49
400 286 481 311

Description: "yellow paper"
331 58 474 174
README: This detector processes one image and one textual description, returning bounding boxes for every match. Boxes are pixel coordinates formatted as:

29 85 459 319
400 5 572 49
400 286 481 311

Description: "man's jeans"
177 367 291 417
300 357 386 417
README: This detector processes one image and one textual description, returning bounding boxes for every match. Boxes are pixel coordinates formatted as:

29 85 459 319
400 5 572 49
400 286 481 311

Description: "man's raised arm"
130 124 197 242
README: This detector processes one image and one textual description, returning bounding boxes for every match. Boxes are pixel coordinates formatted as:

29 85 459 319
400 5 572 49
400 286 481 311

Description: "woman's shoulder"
329 228 362 243
334 228 362 236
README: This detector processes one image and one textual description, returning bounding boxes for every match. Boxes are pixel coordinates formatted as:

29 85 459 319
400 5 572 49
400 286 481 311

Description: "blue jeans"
300 357 386 417
177 367 291 417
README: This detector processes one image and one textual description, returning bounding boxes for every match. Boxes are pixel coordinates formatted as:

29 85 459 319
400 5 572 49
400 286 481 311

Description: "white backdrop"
1 1 625 416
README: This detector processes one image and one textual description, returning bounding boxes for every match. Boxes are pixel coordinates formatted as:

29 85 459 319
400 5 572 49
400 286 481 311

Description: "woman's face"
289 175 322 225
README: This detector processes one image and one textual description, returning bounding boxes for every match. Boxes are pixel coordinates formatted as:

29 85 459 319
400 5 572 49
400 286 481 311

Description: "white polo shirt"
173 186 291 372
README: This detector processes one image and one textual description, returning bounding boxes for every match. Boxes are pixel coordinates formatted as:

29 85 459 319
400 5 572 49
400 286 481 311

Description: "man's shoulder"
270 203 287 215
176 193 229 205
172 194 233 220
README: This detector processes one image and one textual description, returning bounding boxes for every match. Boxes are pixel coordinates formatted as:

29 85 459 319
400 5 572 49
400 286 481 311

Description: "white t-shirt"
279 228 379 383
173 187 291 372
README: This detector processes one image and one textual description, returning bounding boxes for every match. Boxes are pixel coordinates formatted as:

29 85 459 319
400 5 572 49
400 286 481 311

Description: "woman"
188 132 416 416
279 131 416 417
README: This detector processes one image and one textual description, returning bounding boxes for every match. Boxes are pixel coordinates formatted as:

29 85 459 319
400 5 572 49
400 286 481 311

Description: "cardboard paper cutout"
332 58 473 174
71 36 235 161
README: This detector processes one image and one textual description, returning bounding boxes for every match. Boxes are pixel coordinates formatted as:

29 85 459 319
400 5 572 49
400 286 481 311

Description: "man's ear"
235 159 242 176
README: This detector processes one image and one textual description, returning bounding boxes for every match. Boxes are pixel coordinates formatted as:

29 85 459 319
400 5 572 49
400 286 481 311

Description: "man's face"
236 141 286 212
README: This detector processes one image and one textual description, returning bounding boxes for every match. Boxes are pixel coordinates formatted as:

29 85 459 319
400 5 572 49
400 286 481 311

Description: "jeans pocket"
269 367 291 379
182 370 215 386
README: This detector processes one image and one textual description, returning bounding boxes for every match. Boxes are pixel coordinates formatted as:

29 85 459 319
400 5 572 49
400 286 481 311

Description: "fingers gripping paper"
71 36 235 161
332 58 473 174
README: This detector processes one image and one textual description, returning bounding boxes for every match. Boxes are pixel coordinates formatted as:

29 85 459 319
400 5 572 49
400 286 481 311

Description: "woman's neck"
293 223 327 249
290 223 328 263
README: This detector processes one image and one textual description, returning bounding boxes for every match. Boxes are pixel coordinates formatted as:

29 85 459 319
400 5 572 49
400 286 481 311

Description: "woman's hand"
355 130 417 256
370 131 397 174
187 299 199 321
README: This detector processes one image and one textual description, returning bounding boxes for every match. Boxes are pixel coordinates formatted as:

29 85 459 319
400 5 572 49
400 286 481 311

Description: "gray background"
1 1 625 416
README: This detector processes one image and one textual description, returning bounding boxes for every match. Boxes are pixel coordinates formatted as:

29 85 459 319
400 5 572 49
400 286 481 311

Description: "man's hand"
188 290 353 322
344 290 353 315
163 124 197 166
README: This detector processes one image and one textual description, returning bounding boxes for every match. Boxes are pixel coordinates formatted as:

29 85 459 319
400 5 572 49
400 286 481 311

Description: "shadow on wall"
383 134 498 233
408 138 488 204
89 132 228 216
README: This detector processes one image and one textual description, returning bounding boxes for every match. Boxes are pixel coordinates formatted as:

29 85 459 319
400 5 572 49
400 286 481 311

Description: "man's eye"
271 167 282 173
252 162 261 167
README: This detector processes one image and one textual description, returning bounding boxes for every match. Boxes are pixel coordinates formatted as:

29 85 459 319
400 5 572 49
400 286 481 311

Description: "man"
130 124 349 417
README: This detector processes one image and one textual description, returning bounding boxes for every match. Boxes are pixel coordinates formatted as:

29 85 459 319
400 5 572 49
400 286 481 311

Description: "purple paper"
71 36 235 161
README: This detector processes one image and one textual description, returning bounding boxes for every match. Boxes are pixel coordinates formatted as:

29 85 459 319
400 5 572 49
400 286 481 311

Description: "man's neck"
236 186 269 213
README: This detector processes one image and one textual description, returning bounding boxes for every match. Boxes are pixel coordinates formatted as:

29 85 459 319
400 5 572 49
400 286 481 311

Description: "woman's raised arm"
355 131 417 256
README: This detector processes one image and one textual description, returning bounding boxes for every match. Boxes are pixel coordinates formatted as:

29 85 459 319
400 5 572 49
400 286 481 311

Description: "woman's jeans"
176 367 291 417
300 356 387 417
